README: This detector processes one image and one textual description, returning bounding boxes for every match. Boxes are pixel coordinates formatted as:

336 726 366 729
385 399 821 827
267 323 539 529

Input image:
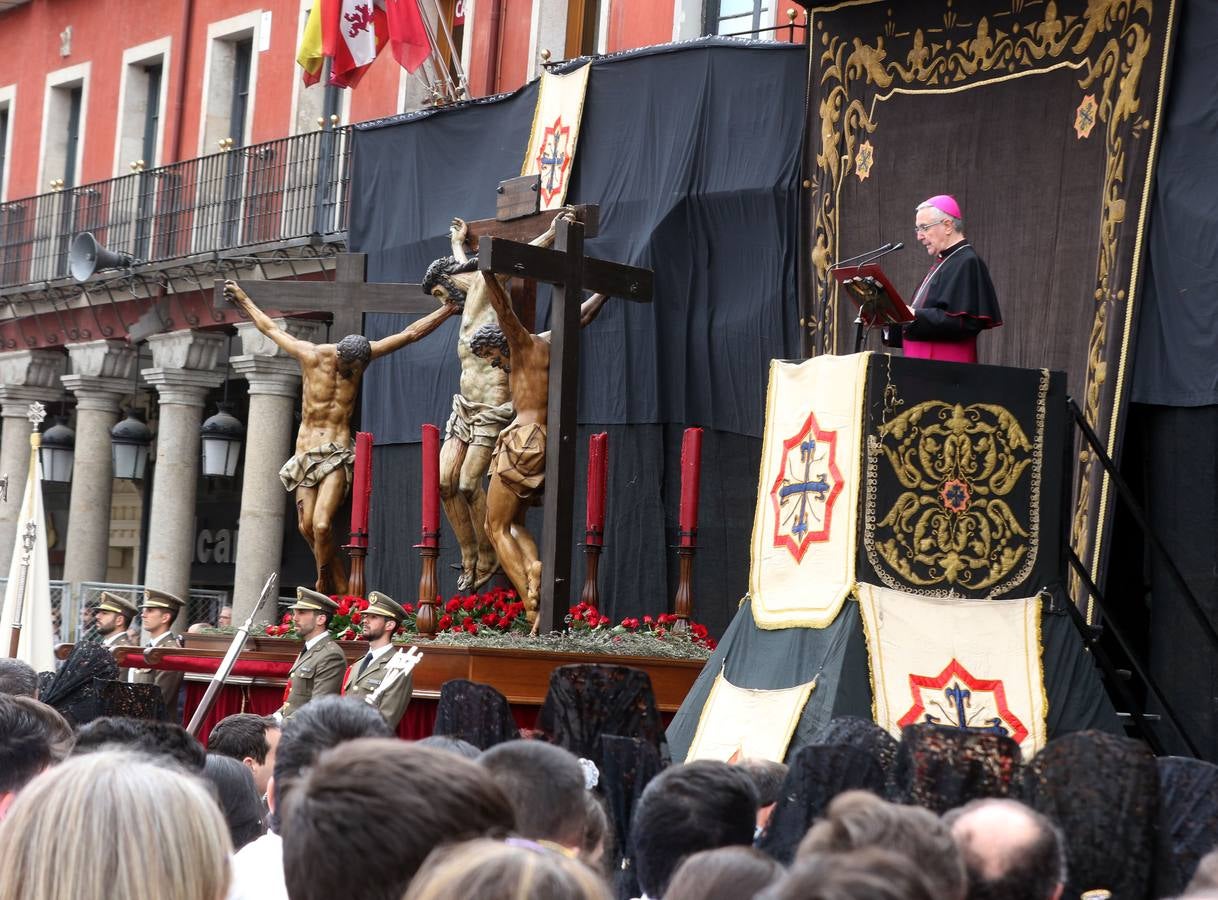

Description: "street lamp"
39 417 75 483
200 402 244 478
111 408 153 481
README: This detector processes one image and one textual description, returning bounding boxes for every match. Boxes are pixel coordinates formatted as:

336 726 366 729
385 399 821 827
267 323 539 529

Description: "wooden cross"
211 203 603 336
478 208 653 630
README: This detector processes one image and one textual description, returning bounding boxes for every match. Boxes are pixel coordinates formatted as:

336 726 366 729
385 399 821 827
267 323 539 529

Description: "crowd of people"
2 652 1218 900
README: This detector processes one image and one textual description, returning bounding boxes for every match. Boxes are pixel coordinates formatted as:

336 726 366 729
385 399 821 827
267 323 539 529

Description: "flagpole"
7 404 45 659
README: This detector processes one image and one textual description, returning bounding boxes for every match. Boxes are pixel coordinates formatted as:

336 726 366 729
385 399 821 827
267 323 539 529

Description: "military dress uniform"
130 588 185 711
341 591 413 729
278 588 347 721
95 592 137 650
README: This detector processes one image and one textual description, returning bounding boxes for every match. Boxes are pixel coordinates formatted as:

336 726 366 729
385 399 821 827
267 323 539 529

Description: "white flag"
0 436 56 673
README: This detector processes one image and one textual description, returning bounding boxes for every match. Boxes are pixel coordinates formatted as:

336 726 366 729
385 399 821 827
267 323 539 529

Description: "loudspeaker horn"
69 232 136 283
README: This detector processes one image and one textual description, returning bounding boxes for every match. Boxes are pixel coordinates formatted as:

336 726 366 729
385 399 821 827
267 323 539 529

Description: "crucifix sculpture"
476 209 652 630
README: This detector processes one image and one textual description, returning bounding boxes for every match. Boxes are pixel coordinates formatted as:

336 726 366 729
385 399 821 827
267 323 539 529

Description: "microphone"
829 241 893 271
857 241 904 267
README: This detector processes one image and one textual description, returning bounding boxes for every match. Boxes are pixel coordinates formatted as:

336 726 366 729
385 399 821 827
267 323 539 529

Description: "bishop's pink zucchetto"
922 194 962 219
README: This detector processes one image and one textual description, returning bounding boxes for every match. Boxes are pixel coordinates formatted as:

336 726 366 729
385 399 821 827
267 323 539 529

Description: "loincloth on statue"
279 442 355 492
445 394 515 448
491 422 547 502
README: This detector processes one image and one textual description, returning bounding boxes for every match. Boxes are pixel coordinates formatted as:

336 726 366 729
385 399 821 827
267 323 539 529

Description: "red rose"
706 638 718 651
691 623 708 640
643 615 654 625
462 619 478 634
337 599 351 616
450 625 463 633
462 596 478 611
278 624 291 636
264 625 276 635
482 613 498 626
280 612 291 625
350 611 362 624
404 604 415 614
446 597 461 613
342 628 355 640
597 615 610 627
437 614 453 630
498 619 511 630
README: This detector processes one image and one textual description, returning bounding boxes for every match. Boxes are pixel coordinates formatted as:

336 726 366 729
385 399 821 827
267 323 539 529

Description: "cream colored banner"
0 438 56 673
857 583 1047 756
748 353 870 629
686 668 817 763
521 62 591 211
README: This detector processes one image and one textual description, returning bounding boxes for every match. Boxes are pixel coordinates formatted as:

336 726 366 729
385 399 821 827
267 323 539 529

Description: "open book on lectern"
832 264 915 328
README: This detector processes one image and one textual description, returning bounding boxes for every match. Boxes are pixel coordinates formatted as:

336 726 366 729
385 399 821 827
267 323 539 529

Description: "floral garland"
259 591 716 660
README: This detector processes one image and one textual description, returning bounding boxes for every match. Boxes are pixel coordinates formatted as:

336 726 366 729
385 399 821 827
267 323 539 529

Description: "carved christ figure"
423 213 562 592
223 280 461 594
472 259 609 632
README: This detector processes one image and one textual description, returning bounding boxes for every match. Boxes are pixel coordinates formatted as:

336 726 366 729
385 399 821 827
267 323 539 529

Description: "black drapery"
349 41 805 630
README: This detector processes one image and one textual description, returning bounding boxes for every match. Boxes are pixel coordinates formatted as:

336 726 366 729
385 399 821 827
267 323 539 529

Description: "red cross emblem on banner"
770 411 842 562
897 658 1028 744
535 116 573 206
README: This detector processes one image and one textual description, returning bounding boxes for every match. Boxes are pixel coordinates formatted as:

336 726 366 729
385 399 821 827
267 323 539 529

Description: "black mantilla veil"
893 724 1022 816
537 664 667 770
811 716 899 786
1154 756 1218 897
432 678 519 750
598 734 663 900
1022 730 1158 900
40 642 119 726
757 743 887 865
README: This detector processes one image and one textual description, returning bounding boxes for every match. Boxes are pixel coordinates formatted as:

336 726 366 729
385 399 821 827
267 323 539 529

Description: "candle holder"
579 528 604 609
344 530 368 599
415 529 441 638
672 528 698 633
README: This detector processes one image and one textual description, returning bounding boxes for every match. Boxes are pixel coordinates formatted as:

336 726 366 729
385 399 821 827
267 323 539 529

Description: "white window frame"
112 37 172 177
0 84 15 201
36 61 91 192
196 10 265 156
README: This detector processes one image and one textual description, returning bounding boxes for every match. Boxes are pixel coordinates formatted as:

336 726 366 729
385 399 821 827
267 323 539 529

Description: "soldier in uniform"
341 591 413 729
130 588 186 712
277 587 347 721
93 592 137 651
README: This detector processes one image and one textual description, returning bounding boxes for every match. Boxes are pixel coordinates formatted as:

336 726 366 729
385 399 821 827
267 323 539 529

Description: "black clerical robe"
898 241 1002 363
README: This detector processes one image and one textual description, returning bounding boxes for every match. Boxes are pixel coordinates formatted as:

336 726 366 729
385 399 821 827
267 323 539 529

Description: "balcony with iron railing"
0 126 353 292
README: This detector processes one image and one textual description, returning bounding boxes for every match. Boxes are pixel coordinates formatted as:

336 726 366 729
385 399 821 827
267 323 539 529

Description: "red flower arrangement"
263 594 370 641
564 601 717 651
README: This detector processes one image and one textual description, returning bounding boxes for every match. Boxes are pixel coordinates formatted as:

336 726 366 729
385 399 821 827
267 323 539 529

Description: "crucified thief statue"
223 280 461 594
423 213 562 592
471 263 609 632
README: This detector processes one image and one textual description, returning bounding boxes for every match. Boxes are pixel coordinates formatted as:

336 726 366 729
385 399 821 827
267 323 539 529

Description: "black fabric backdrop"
1132 0 1218 407
350 42 805 631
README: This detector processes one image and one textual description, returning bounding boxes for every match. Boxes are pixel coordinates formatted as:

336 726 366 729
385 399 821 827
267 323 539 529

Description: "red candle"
421 424 440 546
349 431 374 546
678 427 703 547
585 432 608 546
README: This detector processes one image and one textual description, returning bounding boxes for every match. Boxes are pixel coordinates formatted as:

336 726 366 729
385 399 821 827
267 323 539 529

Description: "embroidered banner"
749 353 869 629
521 62 592 211
805 0 1179 614
858 358 1067 599
686 667 818 763
857 582 1047 756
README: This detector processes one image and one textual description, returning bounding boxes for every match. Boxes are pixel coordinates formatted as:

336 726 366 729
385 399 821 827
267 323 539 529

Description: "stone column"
60 340 138 588
0 350 67 572
228 318 321 621
141 331 226 605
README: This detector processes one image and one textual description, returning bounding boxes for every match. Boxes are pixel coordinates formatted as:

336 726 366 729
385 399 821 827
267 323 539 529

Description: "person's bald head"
945 799 1065 900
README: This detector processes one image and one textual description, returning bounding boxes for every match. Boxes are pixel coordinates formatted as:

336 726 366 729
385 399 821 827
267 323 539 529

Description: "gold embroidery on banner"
809 0 1168 613
864 369 1048 596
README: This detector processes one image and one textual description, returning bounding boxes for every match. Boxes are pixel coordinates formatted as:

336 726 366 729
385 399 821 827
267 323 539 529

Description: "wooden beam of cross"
477 209 653 631
211 201 602 337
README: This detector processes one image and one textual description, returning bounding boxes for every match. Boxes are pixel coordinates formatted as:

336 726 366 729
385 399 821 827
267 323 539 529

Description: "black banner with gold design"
857 356 1068 599
806 0 1178 607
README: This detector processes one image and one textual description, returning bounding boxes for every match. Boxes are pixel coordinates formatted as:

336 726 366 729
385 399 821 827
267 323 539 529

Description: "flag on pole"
296 1 326 86
0 410 57 674
384 0 431 73
296 0 431 88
